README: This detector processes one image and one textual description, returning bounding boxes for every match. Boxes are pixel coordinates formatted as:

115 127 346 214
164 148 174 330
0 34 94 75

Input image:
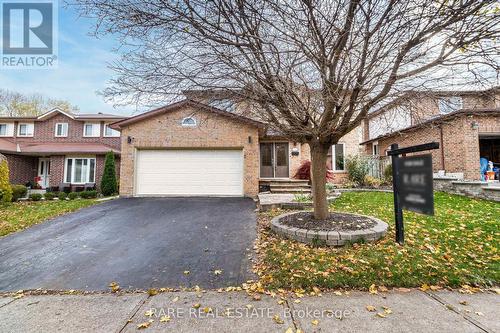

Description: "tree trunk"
309 143 330 220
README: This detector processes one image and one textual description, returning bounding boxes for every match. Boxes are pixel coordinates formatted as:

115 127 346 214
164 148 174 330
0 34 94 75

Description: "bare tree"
75 0 499 219
0 89 79 117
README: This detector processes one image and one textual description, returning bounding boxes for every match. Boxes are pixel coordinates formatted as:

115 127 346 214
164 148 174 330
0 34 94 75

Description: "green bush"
100 151 118 196
80 190 97 199
384 164 393 183
345 155 369 185
44 192 56 200
0 160 12 202
11 184 28 201
29 193 43 201
58 192 68 200
68 192 79 200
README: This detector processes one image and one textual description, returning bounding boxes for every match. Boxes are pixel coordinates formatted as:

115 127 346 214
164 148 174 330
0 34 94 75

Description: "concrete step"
270 184 311 189
271 188 312 194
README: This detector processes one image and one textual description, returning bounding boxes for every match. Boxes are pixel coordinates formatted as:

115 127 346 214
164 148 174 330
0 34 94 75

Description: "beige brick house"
112 98 363 198
361 87 500 180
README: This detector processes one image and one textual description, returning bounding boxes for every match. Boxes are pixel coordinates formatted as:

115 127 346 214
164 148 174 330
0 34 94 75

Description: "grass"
256 191 500 291
0 199 100 237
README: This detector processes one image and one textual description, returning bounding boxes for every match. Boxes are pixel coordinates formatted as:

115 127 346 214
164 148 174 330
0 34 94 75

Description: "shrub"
80 190 97 199
68 192 79 200
325 182 336 193
384 164 393 183
29 193 43 201
0 159 12 202
101 151 118 196
11 184 28 201
44 192 56 200
364 175 382 188
293 160 334 181
58 192 68 200
345 155 369 185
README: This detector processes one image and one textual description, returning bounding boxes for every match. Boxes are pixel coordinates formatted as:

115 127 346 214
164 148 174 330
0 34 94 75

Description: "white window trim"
17 122 34 137
372 143 379 156
103 123 120 137
64 157 96 184
0 123 14 137
83 122 100 137
55 123 68 137
181 116 197 127
332 143 346 172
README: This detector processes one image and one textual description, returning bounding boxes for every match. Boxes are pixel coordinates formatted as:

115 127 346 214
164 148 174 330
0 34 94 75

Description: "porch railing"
366 155 391 179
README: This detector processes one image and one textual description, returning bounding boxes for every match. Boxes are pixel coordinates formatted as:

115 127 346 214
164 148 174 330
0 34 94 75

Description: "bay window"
65 157 96 183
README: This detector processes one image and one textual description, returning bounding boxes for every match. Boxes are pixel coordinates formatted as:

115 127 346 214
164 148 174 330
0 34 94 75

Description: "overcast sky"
0 2 138 116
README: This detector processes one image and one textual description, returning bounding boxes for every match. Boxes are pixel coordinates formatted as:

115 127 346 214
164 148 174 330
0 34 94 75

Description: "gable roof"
361 108 500 145
0 108 127 121
110 99 265 129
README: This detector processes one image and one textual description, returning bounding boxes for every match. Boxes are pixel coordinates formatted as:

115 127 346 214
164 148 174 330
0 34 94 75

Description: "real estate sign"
395 154 434 216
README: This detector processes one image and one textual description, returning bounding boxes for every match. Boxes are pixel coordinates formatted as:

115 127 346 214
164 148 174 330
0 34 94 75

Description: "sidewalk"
0 289 498 332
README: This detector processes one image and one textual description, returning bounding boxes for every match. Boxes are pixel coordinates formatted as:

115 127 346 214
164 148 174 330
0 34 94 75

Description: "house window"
104 123 120 137
0 123 14 136
438 97 463 114
55 123 68 137
17 123 34 137
65 157 96 184
83 123 100 137
332 143 345 171
372 143 379 156
181 117 196 127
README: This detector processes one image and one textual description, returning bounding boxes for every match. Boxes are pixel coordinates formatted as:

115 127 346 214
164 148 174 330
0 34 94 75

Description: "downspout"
439 125 445 171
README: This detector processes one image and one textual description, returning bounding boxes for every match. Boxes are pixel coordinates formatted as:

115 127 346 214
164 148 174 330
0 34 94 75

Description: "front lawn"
256 192 499 290
0 199 100 237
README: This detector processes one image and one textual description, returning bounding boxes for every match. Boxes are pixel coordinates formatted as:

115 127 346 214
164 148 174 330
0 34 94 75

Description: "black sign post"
388 142 439 245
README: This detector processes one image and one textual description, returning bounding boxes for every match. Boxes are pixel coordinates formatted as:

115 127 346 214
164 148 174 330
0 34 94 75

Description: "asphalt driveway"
0 197 257 291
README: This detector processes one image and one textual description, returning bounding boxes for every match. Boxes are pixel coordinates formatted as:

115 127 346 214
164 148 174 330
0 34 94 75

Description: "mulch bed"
280 211 377 231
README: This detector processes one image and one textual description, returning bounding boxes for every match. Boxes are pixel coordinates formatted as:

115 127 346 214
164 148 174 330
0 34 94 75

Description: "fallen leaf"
378 286 388 292
160 315 171 323
459 301 469 306
277 299 285 305
253 294 262 301
419 284 430 292
183 270 190 275
137 320 153 329
109 281 120 292
475 312 484 316
148 288 158 296
311 319 319 326
273 315 284 324
203 307 213 313
144 310 154 317
369 284 378 294
366 305 376 312
193 303 201 309
172 296 179 303
294 299 301 304
376 313 387 318
214 269 223 275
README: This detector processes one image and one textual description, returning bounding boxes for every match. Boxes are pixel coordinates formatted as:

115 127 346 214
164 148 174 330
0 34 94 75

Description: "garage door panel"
136 149 243 196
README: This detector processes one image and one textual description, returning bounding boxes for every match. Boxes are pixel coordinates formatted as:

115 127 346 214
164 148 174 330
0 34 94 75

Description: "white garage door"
135 149 244 196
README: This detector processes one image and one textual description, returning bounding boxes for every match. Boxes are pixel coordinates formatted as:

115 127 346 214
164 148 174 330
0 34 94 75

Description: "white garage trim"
134 149 244 197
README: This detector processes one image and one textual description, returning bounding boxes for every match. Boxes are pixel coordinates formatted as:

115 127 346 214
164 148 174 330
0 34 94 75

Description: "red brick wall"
10 113 120 150
48 154 121 191
373 114 500 180
4 154 37 185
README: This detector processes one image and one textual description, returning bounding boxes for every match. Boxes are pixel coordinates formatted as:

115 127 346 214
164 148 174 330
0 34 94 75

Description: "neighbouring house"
0 108 127 191
361 87 500 180
111 96 364 198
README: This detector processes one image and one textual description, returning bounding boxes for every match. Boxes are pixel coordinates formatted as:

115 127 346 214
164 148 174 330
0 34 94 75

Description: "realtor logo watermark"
1 0 58 68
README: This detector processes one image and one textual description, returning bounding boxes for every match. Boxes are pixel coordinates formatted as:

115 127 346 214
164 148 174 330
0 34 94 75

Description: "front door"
38 158 50 189
259 142 289 178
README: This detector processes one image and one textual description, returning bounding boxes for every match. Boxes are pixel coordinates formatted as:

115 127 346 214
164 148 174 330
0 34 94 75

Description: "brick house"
0 108 127 191
361 87 500 180
111 97 363 198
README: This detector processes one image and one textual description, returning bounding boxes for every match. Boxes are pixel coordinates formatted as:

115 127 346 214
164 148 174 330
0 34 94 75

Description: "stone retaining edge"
270 211 388 246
